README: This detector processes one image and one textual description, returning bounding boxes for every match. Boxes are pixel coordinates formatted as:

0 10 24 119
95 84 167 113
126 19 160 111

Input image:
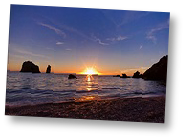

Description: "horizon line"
7 70 137 76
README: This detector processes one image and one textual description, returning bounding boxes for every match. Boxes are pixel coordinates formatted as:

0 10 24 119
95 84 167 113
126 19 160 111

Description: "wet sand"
5 96 165 123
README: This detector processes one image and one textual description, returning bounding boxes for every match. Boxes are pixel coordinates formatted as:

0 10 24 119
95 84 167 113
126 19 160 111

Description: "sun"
81 67 99 75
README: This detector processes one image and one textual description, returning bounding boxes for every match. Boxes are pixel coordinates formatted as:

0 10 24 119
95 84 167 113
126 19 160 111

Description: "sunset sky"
8 5 170 75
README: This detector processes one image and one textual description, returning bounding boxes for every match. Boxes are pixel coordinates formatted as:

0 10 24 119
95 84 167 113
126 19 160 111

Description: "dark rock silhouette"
142 55 168 81
132 71 142 78
113 75 120 77
20 61 40 73
46 65 51 73
68 74 77 79
120 73 130 78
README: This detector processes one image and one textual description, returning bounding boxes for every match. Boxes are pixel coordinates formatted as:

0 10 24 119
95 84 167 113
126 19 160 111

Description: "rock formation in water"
142 55 168 81
20 61 40 73
132 71 142 78
46 65 51 73
68 74 77 79
113 75 120 77
120 73 130 78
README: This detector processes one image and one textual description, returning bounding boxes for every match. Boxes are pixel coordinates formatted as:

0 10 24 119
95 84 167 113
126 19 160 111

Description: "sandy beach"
5 96 165 123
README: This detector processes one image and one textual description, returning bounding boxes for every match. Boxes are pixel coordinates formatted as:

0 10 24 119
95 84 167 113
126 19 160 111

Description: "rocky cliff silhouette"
142 55 168 81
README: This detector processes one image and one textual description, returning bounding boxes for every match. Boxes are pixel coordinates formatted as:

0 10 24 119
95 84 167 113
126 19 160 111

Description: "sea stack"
120 73 130 78
132 71 142 78
142 55 168 81
46 65 51 73
20 61 40 73
68 74 77 79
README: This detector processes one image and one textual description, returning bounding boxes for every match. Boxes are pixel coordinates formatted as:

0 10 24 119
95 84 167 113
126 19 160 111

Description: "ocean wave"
101 87 120 90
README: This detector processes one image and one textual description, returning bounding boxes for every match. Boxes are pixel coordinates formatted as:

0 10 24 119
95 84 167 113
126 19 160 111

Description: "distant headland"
113 55 168 81
142 55 168 81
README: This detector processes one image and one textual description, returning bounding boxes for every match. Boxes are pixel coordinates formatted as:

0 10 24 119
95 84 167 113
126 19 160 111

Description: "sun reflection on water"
88 76 91 82
86 75 94 82
87 87 92 91
86 75 94 91
75 95 97 102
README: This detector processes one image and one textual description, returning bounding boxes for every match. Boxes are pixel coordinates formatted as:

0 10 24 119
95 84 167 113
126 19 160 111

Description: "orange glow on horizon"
80 67 100 75
8 62 148 76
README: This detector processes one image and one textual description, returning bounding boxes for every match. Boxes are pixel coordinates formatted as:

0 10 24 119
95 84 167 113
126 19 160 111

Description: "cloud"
97 38 109 45
146 21 169 44
38 22 66 38
92 35 109 46
39 18 94 41
117 36 128 41
146 35 157 43
56 42 64 45
140 45 143 49
107 36 128 42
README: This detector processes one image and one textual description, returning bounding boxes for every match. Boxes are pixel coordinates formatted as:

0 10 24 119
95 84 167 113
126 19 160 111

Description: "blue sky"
8 5 170 75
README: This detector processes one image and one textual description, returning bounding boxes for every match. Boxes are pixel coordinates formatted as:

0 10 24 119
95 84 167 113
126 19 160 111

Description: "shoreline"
5 96 165 123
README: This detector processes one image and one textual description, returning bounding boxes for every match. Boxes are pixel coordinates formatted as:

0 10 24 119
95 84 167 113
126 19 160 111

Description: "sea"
6 71 166 106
